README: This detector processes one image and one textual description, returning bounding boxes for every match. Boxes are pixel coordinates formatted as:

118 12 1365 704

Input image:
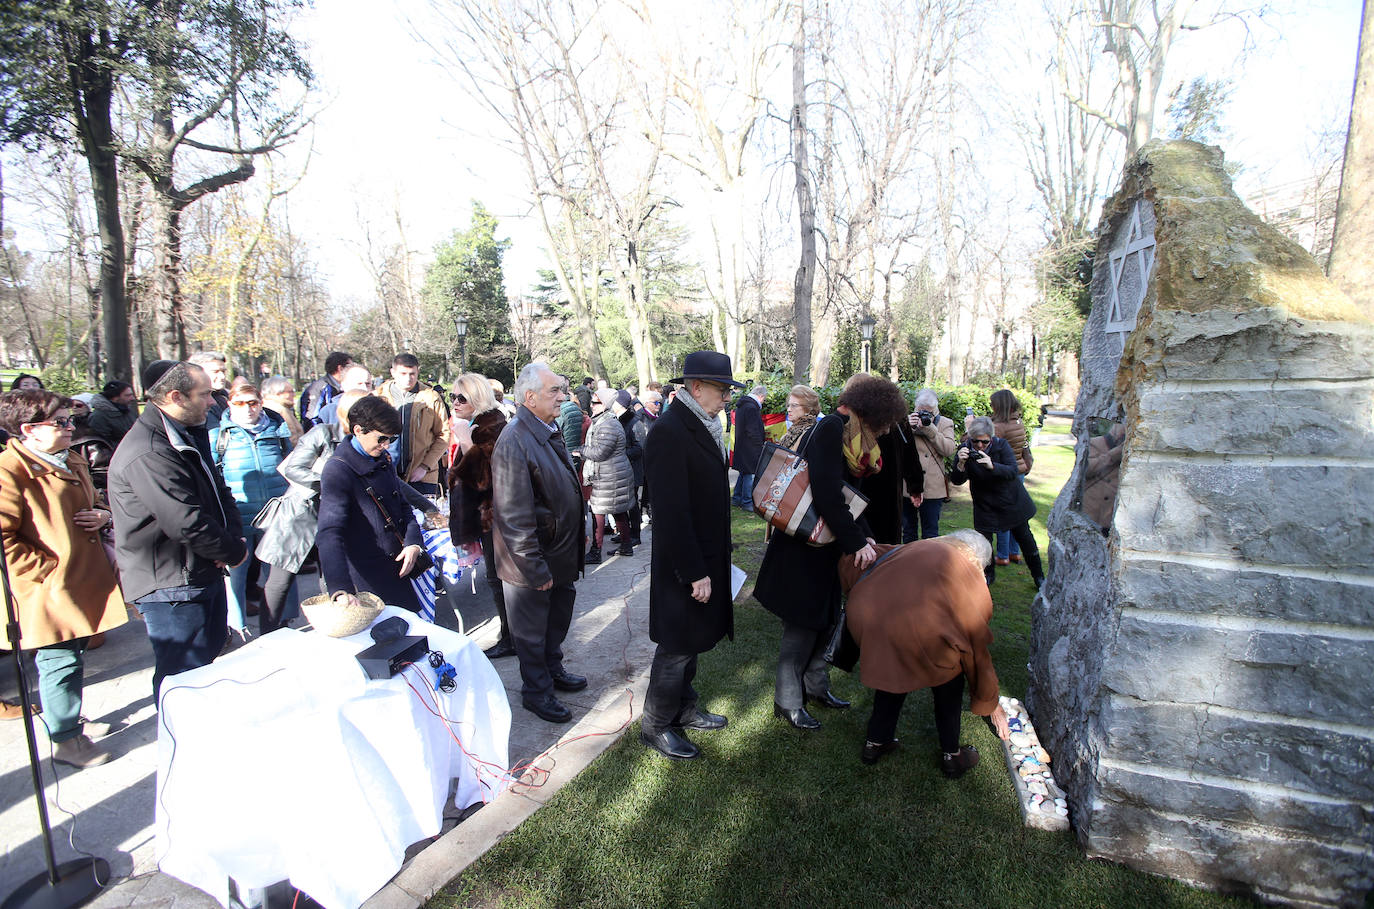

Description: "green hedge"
739 372 1042 429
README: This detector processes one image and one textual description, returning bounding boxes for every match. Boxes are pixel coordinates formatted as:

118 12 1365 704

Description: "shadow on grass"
432 442 1249 908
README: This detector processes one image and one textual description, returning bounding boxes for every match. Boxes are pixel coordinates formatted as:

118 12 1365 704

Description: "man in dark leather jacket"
491 362 588 723
109 360 247 702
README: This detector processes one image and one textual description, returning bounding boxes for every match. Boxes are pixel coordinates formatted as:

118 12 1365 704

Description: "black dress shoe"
861 739 900 765
941 744 980 778
674 709 727 731
806 690 851 710
483 639 517 660
616 542 635 557
640 728 700 760
522 694 572 723
773 703 821 730
550 668 588 692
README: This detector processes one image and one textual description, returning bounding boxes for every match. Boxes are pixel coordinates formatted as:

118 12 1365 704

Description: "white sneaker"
53 734 111 768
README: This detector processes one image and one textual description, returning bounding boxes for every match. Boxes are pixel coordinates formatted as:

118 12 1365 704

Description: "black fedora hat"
671 350 746 388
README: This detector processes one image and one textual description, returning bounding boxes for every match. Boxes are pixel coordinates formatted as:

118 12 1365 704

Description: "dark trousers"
262 565 298 636
642 648 699 735
866 674 965 751
982 524 1043 585
483 530 509 641
503 580 576 700
775 620 835 709
138 584 228 705
901 497 945 543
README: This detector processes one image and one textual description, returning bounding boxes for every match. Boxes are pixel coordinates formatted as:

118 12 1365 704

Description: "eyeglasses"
230 399 262 407
372 433 400 445
450 393 467 404
36 416 75 428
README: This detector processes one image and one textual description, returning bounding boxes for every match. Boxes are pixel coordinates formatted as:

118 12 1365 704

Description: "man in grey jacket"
491 362 587 723
109 360 247 702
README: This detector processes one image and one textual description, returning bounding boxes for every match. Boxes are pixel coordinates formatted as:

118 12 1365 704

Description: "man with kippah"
109 360 248 702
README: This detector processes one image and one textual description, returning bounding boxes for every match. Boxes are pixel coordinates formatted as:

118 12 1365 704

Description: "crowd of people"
1 347 1038 777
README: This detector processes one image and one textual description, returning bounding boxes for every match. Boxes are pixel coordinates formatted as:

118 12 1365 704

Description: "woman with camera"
949 416 1044 589
903 388 958 540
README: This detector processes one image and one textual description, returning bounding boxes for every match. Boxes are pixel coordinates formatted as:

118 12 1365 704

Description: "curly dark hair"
344 394 402 437
836 373 908 432
0 390 74 436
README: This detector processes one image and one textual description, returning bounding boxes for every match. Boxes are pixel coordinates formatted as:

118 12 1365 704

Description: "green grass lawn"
431 424 1248 909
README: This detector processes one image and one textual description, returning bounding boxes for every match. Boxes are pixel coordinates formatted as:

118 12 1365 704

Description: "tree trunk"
1328 0 1373 315
790 4 815 384
67 38 132 382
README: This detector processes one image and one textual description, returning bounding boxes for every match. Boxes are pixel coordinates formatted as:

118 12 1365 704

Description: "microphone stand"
0 522 108 909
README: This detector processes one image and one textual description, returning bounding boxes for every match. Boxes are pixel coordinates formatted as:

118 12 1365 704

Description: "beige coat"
911 415 957 500
994 417 1032 474
0 442 126 649
378 382 450 487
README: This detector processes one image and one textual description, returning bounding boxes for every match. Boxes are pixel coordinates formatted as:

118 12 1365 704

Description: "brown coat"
378 382 450 487
994 417 1032 474
0 443 127 649
839 540 1000 713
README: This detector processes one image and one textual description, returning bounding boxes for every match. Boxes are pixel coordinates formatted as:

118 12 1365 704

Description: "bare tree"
789 0 816 384
1328 0 1371 314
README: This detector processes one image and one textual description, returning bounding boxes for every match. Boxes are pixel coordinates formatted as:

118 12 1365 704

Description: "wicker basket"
300 591 386 638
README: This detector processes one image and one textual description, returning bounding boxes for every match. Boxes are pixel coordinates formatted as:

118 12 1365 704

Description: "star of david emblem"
1104 201 1155 352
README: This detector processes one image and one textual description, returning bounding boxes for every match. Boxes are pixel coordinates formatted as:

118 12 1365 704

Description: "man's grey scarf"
677 388 727 459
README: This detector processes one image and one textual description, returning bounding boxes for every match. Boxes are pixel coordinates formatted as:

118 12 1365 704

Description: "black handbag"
364 485 435 581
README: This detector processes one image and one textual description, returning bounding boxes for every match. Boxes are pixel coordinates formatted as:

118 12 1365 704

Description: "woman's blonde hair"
334 390 368 431
453 372 499 416
788 384 821 417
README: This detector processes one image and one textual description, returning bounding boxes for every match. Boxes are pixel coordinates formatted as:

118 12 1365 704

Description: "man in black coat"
729 384 766 510
109 360 247 702
640 351 743 761
491 362 588 724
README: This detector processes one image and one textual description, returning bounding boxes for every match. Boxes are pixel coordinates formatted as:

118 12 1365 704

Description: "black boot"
617 541 635 557
585 545 602 565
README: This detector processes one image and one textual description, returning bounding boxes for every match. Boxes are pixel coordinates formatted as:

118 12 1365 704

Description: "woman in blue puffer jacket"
211 383 297 638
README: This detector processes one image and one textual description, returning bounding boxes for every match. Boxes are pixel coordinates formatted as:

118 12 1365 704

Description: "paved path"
0 522 657 908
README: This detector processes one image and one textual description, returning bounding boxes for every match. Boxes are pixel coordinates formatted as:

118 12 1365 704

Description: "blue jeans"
35 639 86 743
997 476 1028 559
732 472 755 508
227 526 298 631
137 584 228 704
901 497 945 542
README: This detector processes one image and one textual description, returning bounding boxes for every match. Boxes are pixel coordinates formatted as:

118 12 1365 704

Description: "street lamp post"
454 312 469 374
859 314 877 373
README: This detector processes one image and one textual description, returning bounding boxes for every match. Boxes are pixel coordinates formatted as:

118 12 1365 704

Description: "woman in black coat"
317 395 426 612
949 415 1044 589
856 423 923 545
753 374 909 731
448 373 510 656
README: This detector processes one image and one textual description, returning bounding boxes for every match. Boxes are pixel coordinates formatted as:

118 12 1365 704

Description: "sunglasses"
229 399 262 407
372 432 400 445
35 416 76 428
969 438 990 448
450 393 468 404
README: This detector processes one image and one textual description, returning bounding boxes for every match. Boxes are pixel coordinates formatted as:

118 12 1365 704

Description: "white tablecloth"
154 607 511 909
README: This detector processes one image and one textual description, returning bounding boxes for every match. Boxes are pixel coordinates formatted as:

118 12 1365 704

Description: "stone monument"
1028 140 1374 907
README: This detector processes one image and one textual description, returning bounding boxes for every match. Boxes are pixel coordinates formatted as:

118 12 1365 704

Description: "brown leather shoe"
2 699 39 721
995 557 1010 566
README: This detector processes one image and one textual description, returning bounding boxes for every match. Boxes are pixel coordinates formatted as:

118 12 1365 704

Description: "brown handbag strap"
364 485 408 550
